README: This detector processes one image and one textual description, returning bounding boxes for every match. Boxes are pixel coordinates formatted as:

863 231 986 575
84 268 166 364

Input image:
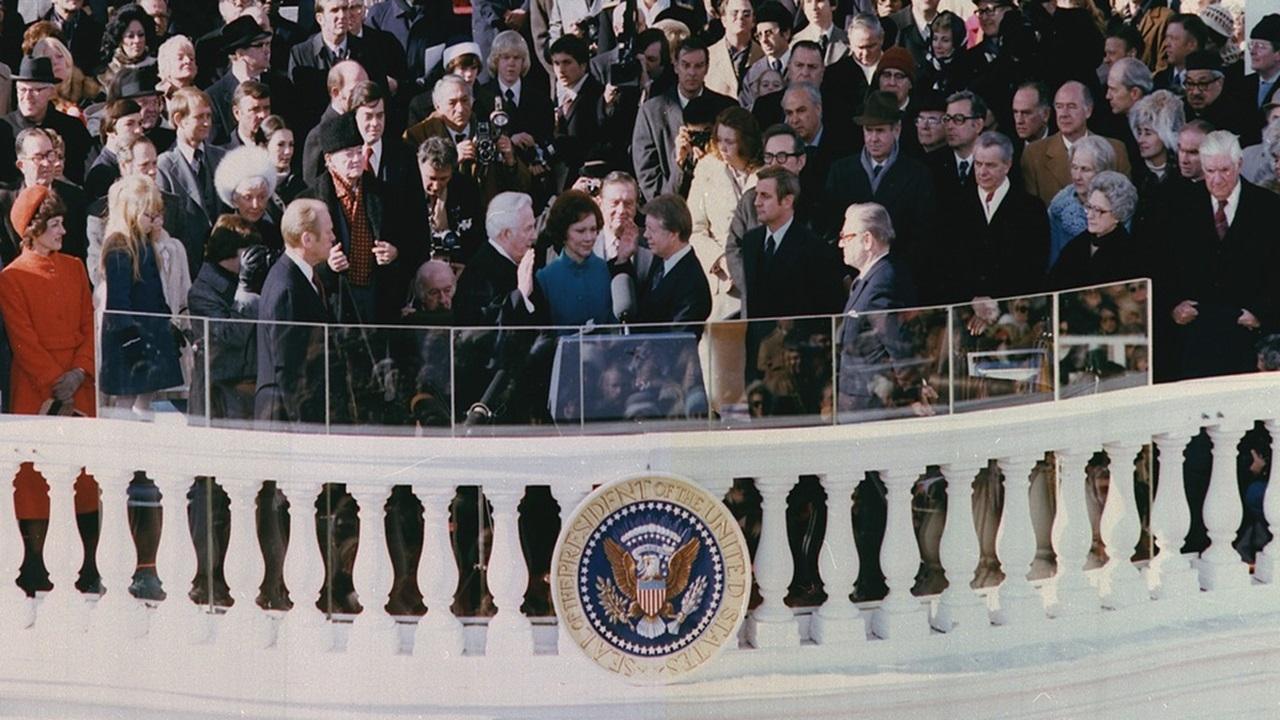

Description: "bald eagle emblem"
596 532 706 639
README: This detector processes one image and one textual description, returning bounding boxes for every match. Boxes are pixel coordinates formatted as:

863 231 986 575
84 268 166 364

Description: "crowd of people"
0 0 1277 612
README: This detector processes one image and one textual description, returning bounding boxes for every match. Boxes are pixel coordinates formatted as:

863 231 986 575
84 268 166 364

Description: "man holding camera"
549 35 607 193
403 75 532 203
405 136 485 270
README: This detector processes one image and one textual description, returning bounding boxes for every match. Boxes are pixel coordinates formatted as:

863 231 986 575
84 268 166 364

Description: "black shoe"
129 571 167 602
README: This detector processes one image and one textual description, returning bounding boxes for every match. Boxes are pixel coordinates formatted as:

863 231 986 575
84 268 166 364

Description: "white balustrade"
1050 448 1102 617
347 484 397 657
32 465 90 637
1199 423 1251 591
217 477 271 649
1147 433 1200 599
746 475 800 648
278 479 331 652
414 484 464 659
1255 420 1280 584
872 467 929 640
933 460 988 633
992 458 1046 626
812 472 864 644
90 469 145 643
148 474 202 644
0 462 31 632
483 485 533 657
1098 441 1149 609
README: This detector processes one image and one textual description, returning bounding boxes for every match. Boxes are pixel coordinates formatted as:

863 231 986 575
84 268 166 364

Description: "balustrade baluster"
90 470 144 642
811 472 864 644
992 458 1046 626
32 464 89 636
347 485 397 656
1255 420 1280 584
746 475 800 648
1148 433 1200 598
1050 449 1102 617
933 461 988 633
872 468 929 640
414 485 464 658
550 482 590 655
1200 422 1251 591
484 485 533 657
219 478 270 648
148 475 202 644
278 480 331 652
0 463 32 632
1097 441 1149 609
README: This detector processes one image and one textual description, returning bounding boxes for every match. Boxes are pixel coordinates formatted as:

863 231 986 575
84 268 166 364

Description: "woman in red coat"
0 185 100 594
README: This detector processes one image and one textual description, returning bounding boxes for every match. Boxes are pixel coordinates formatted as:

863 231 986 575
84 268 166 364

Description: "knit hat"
879 46 915 83
9 185 51 239
1251 14 1280 45
1198 4 1234 42
317 111 363 154
442 40 482 68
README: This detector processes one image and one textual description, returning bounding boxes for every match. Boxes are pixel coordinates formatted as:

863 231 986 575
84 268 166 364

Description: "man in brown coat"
1020 81 1132 205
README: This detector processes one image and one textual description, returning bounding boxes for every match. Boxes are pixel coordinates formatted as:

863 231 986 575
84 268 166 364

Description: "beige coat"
704 38 764 105
688 155 756 321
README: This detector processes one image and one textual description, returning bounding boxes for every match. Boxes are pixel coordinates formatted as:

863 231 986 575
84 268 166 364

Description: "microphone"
611 272 636 323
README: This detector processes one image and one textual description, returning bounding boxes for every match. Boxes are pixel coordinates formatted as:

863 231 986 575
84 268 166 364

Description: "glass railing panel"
451 324 574 436
324 322 453 436
1056 279 1151 398
950 293 1055 413
97 309 195 421
571 322 711 433
833 305 950 424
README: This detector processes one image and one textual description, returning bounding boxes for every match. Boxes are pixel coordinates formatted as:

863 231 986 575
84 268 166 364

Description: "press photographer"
406 136 485 269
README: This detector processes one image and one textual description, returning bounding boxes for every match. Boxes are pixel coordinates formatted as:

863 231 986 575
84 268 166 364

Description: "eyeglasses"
915 115 942 126
880 70 909 81
763 151 803 164
1183 77 1222 91
1083 204 1112 215
975 5 1008 16
941 114 980 124
837 231 861 244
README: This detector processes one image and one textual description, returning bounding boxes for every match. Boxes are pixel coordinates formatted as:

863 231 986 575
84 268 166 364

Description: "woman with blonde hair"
30 34 101 111
98 175 184 417
687 105 763 411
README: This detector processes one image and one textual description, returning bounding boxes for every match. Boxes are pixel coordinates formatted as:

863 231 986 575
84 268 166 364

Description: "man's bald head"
327 60 369 108
416 260 456 312
1054 81 1093 140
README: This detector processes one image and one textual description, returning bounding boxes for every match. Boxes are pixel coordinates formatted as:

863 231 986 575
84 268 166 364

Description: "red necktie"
1214 199 1228 240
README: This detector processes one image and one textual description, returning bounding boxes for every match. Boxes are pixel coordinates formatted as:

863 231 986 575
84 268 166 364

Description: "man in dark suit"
782 81 855 203
84 99 144 201
1164 130 1280 380
752 41 856 140
824 91 938 301
1244 15 1280 121
255 198 335 428
741 166 844 322
633 193 711 336
351 80 415 196
218 81 273 152
366 0 454 86
890 0 938 68
207 16 276 146
288 0 389 136
155 87 227 265
944 131 1049 304
0 128 88 265
834 201 923 415
405 136 486 269
631 37 737 202
726 124 816 288
926 89 983 204
6 58 89 184
40 0 104 75
452 192 549 422
1182 50 1253 142
300 111 403 325
548 35 607 192
1152 14 1208 95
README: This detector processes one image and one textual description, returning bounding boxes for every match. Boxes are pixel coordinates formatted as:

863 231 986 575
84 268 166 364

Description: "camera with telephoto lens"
429 229 461 261
609 0 641 87
473 107 511 165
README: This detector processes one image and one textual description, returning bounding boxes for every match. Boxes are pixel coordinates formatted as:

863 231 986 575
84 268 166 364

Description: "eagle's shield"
637 578 666 617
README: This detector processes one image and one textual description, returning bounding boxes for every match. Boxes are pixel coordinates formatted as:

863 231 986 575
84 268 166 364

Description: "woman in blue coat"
99 175 184 415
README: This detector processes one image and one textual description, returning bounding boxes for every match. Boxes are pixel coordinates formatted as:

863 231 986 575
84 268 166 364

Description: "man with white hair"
453 191 540 328
1165 130 1280 379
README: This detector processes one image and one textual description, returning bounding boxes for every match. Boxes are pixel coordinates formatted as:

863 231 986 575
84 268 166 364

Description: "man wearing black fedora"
108 65 175 154
824 90 938 303
6 57 92 185
207 16 297 147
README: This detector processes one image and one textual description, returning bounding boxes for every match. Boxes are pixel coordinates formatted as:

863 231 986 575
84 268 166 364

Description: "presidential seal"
553 475 751 684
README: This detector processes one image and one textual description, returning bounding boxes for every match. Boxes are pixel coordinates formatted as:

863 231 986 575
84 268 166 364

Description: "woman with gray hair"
1047 135 1117 269
1047 171 1143 290
214 145 282 260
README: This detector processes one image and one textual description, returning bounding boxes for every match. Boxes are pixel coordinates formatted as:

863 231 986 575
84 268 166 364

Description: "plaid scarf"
331 171 375 286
